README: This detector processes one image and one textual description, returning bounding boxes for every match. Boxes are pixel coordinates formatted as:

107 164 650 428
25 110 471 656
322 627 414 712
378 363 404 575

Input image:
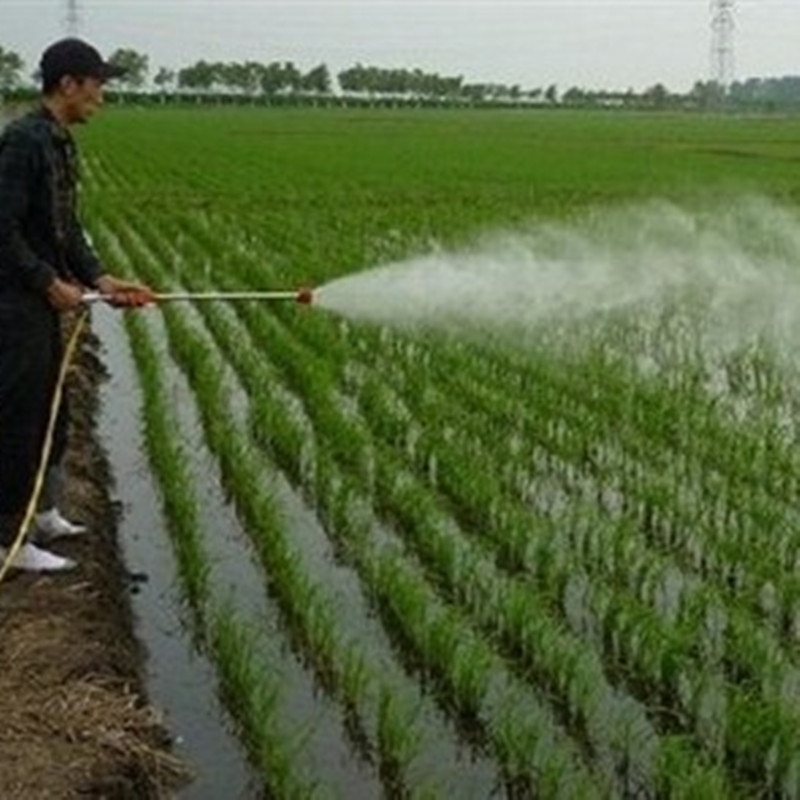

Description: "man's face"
61 75 105 124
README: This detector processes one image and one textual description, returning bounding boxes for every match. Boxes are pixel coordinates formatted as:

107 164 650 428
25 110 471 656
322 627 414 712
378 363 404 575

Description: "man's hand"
96 275 157 308
46 277 84 311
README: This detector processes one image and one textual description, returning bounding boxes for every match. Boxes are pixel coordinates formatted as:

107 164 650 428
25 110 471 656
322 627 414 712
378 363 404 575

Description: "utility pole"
710 0 735 91
65 0 80 37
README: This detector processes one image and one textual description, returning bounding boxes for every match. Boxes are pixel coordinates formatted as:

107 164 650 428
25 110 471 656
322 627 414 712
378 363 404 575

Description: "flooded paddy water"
95 306 259 799
94 302 499 798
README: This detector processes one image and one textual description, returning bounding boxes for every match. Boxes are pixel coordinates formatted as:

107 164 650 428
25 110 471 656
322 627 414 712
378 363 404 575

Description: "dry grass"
0 320 191 799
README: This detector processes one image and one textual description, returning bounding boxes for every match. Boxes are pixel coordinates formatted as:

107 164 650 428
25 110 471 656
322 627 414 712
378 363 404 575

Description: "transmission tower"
65 0 80 37
711 0 735 90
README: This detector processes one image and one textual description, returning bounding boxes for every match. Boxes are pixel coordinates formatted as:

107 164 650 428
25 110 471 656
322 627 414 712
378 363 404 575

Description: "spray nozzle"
296 287 314 305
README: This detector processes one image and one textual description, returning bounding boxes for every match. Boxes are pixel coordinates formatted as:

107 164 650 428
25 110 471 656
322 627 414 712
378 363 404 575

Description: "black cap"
40 38 126 88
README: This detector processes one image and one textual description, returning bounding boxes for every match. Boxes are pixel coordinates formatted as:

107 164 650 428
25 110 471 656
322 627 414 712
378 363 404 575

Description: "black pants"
0 292 67 546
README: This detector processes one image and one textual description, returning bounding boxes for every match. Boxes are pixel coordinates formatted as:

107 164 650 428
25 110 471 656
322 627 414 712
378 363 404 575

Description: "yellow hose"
0 310 89 586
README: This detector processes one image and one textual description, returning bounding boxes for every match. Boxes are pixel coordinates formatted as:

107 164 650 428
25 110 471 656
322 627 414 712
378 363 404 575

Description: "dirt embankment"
0 318 190 799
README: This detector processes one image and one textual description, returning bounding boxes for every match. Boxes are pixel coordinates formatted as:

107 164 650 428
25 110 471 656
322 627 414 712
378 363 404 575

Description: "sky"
1 0 799 93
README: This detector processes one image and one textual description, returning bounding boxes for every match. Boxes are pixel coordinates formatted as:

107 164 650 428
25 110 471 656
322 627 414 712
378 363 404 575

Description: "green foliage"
108 47 149 89
124 310 209 610
0 45 24 92
81 107 800 797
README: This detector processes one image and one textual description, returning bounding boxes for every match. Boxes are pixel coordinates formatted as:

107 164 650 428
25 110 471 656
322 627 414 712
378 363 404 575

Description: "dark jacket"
0 105 103 299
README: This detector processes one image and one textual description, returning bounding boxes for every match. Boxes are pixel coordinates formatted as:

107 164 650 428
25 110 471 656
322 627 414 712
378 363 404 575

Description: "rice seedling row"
122 307 320 799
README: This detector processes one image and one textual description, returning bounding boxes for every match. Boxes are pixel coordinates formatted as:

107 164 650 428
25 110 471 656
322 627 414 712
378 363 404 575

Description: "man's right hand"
45 277 84 311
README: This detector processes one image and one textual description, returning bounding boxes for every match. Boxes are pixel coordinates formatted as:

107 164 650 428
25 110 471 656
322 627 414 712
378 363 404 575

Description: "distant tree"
282 61 301 92
213 61 258 95
690 80 724 109
442 75 463 97
418 71 439 96
562 86 585 106
108 48 149 89
337 65 358 93
461 83 487 102
178 60 218 91
218 62 244 93
544 84 558 104
727 78 756 107
212 62 227 89
153 66 175 91
259 62 285 95
393 68 413 94
241 61 265 95
301 64 331 94
362 66 382 95
644 82 669 109
339 64 367 94
338 63 462 99
483 84 505 100
0 46 24 92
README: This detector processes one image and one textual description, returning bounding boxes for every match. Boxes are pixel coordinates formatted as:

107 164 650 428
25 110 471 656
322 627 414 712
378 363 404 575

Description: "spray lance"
0 282 316 584
81 286 315 306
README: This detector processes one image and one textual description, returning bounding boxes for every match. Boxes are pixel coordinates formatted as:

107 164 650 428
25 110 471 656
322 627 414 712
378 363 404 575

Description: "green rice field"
80 107 800 798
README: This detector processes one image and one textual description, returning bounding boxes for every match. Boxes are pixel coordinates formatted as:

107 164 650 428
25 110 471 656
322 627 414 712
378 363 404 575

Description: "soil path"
0 318 189 799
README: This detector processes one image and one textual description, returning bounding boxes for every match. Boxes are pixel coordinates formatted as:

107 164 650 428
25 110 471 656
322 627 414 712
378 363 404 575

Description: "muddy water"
94 306 259 800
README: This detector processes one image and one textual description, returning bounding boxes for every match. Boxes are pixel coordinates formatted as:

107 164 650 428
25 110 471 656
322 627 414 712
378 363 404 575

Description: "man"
0 38 154 572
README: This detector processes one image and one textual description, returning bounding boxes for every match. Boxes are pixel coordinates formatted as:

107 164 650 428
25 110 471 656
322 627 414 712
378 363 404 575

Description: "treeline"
728 76 800 111
560 79 800 112
118 53 551 104
3 43 800 112
172 60 332 95
0 45 544 103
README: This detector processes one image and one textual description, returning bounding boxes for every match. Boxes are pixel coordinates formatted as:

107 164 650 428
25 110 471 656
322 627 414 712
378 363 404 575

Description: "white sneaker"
35 508 87 540
0 543 77 572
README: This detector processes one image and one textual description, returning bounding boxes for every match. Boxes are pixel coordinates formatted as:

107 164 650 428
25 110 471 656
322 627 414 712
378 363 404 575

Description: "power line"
65 0 80 37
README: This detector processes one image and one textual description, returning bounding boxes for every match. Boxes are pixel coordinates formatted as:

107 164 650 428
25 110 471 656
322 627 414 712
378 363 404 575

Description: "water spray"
82 287 315 305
